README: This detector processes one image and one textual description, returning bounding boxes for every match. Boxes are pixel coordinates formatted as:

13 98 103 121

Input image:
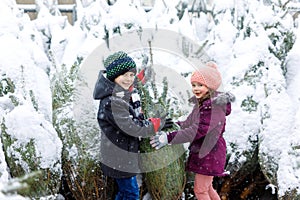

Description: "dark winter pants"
115 176 139 200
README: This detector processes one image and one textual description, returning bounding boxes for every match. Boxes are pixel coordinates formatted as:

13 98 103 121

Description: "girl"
94 51 162 200
150 62 234 200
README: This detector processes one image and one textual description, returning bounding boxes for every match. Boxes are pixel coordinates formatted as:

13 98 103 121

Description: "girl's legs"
194 174 220 200
115 176 139 200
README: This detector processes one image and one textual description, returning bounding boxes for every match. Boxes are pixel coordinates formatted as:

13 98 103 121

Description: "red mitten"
137 69 146 84
149 118 161 132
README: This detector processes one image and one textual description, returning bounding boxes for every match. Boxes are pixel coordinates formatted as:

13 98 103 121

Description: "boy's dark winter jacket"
93 71 156 178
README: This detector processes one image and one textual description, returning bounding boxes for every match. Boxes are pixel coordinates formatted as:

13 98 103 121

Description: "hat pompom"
206 61 218 69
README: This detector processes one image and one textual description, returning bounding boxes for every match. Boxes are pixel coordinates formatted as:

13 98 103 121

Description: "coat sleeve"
167 104 226 144
177 112 193 129
104 97 156 138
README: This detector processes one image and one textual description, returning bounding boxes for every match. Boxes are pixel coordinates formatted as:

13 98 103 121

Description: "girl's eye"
192 83 201 87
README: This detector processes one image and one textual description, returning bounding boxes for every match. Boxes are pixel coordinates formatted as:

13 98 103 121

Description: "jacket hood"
212 92 235 105
189 91 235 116
213 92 234 116
93 71 128 100
189 92 235 105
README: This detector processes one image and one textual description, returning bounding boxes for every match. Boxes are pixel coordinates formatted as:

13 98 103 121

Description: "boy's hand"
149 113 168 132
149 118 161 132
137 67 155 84
150 131 168 149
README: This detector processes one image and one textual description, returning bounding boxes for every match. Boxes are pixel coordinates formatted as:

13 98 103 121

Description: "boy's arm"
105 98 160 138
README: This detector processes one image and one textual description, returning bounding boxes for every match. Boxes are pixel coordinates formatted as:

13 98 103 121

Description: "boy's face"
114 71 135 90
191 81 209 99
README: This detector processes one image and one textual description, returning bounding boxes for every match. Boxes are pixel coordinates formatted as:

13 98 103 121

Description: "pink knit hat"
190 61 222 91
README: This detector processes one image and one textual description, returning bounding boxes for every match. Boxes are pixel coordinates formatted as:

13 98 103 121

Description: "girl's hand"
161 118 175 130
150 131 168 149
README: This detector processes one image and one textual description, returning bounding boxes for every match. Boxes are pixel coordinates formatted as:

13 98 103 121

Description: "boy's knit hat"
104 51 137 81
190 61 222 91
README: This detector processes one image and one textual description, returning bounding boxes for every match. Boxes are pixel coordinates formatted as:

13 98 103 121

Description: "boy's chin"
120 85 131 90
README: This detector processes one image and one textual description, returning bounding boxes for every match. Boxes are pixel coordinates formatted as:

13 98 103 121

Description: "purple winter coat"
167 92 233 176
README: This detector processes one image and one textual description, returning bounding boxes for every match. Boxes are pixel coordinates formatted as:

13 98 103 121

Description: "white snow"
0 0 300 198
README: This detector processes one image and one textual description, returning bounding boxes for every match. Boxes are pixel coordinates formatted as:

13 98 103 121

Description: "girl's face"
191 82 209 99
114 71 135 90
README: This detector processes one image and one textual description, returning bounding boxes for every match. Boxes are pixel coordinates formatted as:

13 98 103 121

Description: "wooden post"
16 0 77 25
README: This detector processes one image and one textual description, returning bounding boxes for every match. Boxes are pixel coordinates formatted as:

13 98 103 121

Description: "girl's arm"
167 105 226 144
176 112 194 129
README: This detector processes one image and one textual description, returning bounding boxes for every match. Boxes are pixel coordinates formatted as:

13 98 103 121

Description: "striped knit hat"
104 51 137 81
191 61 222 91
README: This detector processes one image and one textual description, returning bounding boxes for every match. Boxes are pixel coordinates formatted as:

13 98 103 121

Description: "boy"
93 51 162 200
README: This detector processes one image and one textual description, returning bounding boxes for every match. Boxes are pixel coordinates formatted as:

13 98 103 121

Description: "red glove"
149 118 161 132
137 69 146 84
130 68 150 91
